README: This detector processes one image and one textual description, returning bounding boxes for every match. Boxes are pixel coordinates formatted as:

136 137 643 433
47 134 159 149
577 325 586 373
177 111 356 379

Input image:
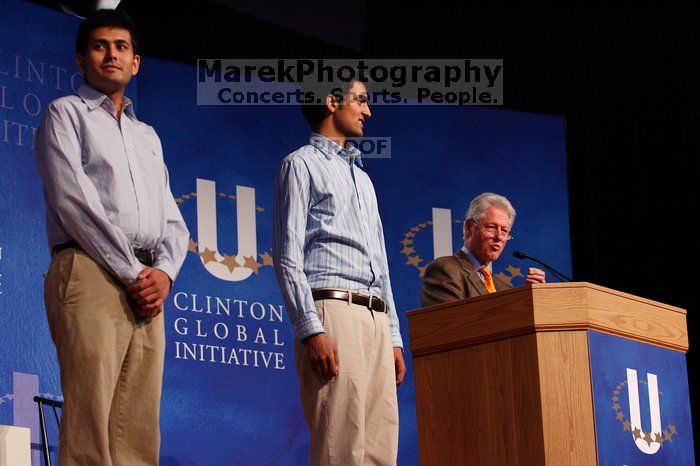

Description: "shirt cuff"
295 314 325 341
391 331 404 349
114 260 144 285
153 259 178 283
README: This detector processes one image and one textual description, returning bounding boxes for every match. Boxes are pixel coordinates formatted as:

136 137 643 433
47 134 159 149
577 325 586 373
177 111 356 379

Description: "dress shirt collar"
76 83 137 120
310 133 363 167
461 245 492 273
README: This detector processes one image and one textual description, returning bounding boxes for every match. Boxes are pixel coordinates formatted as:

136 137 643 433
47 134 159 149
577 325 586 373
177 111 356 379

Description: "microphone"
512 251 572 282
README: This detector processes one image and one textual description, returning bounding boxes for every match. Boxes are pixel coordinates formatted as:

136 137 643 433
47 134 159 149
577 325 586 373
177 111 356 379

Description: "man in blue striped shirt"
273 77 405 465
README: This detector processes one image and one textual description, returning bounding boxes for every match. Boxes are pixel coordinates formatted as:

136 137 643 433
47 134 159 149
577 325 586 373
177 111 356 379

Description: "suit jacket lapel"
493 273 510 292
455 249 489 296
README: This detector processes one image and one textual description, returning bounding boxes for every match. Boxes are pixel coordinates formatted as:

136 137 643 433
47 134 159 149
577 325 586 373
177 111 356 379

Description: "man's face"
464 206 512 265
76 26 140 94
331 80 371 138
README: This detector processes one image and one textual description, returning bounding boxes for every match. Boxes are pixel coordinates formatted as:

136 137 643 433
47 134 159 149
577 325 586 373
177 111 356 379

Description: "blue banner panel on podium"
589 330 695 465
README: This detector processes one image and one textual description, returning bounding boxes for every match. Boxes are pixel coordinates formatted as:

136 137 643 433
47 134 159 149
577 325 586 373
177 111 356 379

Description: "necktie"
481 266 496 293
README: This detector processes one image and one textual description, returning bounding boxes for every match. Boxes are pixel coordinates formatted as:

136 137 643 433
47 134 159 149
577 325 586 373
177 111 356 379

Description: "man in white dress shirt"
34 9 188 465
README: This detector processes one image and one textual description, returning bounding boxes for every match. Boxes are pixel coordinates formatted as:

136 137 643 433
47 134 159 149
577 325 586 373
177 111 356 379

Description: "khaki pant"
44 248 164 466
295 298 399 466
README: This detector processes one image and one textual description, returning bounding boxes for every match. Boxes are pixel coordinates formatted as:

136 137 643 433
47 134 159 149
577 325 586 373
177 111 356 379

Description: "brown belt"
53 239 156 266
312 289 387 313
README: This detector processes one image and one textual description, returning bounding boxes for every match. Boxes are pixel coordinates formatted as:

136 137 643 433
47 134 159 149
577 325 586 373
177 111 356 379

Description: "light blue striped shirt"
34 83 189 285
273 134 403 348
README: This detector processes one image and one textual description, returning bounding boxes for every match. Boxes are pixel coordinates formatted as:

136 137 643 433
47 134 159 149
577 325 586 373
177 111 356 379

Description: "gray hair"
463 192 516 241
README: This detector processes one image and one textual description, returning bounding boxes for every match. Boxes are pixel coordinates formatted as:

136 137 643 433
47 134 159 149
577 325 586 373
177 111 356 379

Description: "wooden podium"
407 282 689 465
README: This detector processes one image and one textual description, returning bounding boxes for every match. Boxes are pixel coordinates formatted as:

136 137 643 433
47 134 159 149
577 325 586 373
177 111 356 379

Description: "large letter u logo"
196 178 257 282
626 368 662 454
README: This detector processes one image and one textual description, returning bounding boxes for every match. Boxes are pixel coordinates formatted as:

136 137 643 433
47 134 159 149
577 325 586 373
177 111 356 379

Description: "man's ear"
75 54 85 74
325 93 339 115
131 54 141 77
464 219 473 240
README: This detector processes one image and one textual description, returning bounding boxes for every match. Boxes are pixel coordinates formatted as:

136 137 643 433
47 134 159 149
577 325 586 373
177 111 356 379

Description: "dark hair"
75 9 140 56
300 71 368 130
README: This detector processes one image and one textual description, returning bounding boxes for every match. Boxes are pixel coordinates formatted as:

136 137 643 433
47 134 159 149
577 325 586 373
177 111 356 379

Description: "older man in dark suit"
421 192 546 307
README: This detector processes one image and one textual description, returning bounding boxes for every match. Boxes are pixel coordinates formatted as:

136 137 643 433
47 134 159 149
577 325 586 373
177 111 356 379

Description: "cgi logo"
174 178 275 283
194 179 258 282
611 369 680 455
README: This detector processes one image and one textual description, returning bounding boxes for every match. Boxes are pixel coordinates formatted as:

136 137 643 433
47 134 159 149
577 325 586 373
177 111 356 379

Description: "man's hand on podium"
525 267 546 284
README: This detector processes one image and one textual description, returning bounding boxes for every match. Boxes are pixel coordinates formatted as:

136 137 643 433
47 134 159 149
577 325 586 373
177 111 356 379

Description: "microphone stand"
513 251 572 282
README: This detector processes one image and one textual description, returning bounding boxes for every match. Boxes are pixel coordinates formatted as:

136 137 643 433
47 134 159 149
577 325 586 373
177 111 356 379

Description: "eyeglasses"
471 218 513 240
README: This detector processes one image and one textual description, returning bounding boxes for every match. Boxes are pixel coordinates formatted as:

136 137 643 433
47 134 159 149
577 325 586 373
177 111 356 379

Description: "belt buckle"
134 248 156 266
374 296 385 313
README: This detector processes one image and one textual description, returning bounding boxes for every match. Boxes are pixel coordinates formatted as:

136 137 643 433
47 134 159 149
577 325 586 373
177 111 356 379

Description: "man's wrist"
154 267 173 291
301 331 325 345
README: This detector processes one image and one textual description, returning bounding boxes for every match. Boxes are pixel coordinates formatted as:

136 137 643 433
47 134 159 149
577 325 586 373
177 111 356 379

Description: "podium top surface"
407 282 688 355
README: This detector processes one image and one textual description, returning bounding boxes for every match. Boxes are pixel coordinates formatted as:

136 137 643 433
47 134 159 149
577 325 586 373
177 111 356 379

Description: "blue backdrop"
0 1 571 464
